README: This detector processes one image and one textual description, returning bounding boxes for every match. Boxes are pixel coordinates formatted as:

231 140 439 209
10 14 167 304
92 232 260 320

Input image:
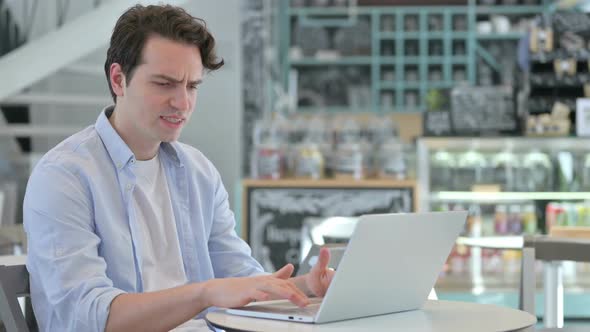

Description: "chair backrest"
0 182 17 227
0 264 35 332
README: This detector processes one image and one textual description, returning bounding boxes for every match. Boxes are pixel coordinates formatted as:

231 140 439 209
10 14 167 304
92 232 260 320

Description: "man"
24 4 334 332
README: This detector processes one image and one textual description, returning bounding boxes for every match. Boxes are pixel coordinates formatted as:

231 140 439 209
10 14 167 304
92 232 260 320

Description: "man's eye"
189 85 199 90
155 82 170 86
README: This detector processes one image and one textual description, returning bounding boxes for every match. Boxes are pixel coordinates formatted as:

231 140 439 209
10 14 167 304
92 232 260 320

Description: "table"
521 236 590 329
206 300 536 332
454 236 523 297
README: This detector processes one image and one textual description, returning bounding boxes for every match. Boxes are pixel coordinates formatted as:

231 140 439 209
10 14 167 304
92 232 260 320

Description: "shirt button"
126 184 133 191
131 159 136 164
116 162 122 168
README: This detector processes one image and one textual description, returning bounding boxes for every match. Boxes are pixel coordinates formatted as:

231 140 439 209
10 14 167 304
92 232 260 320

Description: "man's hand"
203 264 310 308
290 247 336 298
303 247 335 297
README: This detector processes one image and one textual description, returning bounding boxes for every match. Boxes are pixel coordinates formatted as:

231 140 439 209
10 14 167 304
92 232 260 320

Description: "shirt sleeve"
207 167 267 278
24 163 126 332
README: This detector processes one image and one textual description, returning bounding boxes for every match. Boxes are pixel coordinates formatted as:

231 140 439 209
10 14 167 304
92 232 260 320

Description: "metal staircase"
1 0 30 153
0 0 189 224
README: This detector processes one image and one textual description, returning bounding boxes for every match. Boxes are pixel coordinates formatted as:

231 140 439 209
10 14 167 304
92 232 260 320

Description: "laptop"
226 211 467 324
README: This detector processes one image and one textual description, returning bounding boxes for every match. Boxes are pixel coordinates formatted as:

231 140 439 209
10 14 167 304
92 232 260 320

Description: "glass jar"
250 143 285 179
293 143 324 179
455 150 488 190
491 150 519 191
430 150 456 191
519 149 553 192
332 143 365 180
377 138 406 180
250 117 286 179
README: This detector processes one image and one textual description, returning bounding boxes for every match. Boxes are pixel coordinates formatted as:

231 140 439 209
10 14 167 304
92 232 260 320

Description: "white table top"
456 236 523 250
206 300 536 332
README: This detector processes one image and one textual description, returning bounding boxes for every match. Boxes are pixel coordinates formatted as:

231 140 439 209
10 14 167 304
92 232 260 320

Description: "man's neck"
108 105 160 161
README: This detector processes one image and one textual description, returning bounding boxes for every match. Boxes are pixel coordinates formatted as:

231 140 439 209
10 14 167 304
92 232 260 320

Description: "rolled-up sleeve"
24 163 125 332
207 168 266 278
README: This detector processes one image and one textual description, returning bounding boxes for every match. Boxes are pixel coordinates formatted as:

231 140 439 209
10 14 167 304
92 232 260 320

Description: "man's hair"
104 4 224 102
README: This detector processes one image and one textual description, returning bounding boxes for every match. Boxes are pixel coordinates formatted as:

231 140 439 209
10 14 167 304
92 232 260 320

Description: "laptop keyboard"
258 298 322 316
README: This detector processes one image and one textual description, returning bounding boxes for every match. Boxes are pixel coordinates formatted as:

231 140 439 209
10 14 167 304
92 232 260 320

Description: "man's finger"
257 282 309 307
249 290 270 303
272 264 294 279
315 247 331 270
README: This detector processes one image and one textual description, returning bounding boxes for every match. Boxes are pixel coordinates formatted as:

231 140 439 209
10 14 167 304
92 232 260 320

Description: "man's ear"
109 63 126 98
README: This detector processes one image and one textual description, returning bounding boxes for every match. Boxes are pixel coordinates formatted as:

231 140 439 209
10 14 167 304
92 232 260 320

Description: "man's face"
115 35 203 145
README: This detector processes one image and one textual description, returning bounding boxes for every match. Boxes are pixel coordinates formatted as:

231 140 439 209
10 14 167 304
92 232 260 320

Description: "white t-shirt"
132 154 209 331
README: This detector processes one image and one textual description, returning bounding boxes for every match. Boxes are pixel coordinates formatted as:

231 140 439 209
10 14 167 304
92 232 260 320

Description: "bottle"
467 204 482 237
508 205 522 235
494 205 509 235
522 204 538 235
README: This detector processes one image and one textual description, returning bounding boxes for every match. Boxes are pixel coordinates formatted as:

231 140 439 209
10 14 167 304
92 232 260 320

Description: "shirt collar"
95 105 183 169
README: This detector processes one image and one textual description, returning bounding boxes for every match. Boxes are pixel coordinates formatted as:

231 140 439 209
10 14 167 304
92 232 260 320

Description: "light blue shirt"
24 106 264 331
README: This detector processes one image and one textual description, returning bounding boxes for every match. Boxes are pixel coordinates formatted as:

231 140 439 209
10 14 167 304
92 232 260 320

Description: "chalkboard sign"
450 86 518 135
423 111 453 136
243 180 415 273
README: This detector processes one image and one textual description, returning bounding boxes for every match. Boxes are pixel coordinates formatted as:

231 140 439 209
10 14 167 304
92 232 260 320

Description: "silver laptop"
226 211 467 324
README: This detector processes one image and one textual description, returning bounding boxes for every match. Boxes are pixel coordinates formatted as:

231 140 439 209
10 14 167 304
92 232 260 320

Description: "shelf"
380 81 455 90
432 191 590 202
290 56 373 66
283 3 544 114
379 56 468 65
294 106 372 113
418 137 590 151
475 5 546 15
243 178 417 189
476 33 525 40
379 32 469 40
531 52 590 63
288 6 468 16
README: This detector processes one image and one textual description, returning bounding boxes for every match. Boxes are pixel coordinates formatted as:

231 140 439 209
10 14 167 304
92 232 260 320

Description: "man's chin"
160 133 181 143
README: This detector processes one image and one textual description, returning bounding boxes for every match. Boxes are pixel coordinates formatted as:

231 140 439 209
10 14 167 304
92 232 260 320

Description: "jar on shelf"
519 149 553 192
332 143 365 180
332 117 365 180
490 150 519 191
250 116 287 179
376 138 406 180
455 149 488 190
293 143 324 180
250 142 285 180
296 115 330 179
430 150 456 191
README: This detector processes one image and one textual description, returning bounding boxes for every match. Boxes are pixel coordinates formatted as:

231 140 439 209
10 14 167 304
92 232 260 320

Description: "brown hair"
104 4 224 102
